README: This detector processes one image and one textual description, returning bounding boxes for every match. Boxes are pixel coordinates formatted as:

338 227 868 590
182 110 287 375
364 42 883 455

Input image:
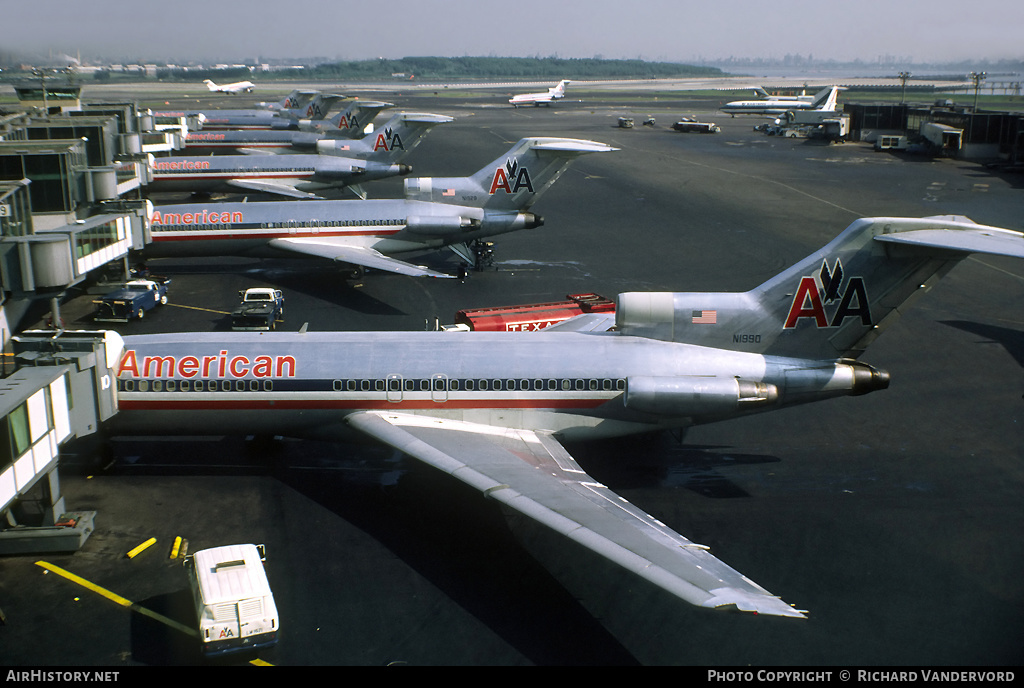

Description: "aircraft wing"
225 178 322 200
267 237 456 278
346 411 807 618
541 312 617 332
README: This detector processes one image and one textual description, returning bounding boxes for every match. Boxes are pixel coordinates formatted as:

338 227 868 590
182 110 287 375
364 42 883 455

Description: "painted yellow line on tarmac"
35 561 199 638
169 303 230 315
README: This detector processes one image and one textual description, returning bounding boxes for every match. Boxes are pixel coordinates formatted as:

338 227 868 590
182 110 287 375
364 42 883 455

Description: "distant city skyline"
3 0 1021 67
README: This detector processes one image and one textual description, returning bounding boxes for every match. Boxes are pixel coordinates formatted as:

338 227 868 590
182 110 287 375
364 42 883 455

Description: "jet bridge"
0 330 122 553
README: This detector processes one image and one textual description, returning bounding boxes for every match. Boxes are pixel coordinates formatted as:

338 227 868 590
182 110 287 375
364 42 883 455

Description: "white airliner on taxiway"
509 80 571 107
204 78 255 94
721 85 843 116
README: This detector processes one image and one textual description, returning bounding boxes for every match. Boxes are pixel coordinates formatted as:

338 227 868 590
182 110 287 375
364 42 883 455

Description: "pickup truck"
93 278 170 322
231 287 284 331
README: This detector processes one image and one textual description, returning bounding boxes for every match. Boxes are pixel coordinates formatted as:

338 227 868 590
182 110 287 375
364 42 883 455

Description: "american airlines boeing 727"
109 214 1024 618
183 108 434 157
192 94 349 131
203 78 255 94
145 137 615 276
509 80 571 107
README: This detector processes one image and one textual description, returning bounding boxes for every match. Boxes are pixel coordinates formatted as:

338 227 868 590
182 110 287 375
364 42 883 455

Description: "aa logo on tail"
372 127 404 152
784 259 871 329
489 158 534 194
306 102 327 119
336 114 360 131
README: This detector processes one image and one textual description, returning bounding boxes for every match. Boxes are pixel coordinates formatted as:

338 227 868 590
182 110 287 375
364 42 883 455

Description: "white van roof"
192 544 272 605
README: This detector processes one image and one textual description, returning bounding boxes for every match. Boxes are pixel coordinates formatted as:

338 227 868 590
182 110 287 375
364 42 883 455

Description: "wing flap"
347 411 806 618
541 312 617 333
268 238 456 278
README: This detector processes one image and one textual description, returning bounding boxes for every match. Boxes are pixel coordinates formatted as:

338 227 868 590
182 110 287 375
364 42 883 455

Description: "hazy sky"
6 0 1022 65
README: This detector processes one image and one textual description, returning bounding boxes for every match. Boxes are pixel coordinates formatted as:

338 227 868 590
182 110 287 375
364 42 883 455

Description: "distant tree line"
156 67 253 81
303 57 724 80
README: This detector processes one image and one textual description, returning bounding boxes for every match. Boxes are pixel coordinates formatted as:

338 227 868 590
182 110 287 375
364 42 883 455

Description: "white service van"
184 543 279 656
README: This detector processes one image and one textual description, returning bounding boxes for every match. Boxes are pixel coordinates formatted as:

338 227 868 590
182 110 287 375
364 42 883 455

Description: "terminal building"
0 77 194 551
845 101 1024 162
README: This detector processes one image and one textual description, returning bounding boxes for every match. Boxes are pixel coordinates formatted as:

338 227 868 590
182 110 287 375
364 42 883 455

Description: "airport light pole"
897 71 912 104
969 71 987 111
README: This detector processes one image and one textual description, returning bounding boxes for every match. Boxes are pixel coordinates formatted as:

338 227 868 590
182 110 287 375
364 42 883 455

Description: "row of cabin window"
160 167 316 174
119 378 627 393
340 378 626 393
259 219 402 229
122 379 273 392
159 219 403 231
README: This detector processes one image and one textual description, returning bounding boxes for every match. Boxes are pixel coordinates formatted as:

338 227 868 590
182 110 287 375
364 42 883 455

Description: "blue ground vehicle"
93 278 170 322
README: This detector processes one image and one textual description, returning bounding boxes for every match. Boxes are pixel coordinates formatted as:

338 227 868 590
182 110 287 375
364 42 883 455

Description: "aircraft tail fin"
266 89 318 111
615 216 1024 361
403 137 616 210
811 86 843 110
289 94 348 122
325 112 453 162
552 80 570 97
306 100 394 137
203 80 219 92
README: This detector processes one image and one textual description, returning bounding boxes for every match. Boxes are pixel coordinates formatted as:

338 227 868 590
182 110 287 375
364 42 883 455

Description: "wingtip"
704 588 808 618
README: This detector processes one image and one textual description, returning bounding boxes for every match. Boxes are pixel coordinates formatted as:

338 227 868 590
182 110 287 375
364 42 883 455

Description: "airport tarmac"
2 88 1023 666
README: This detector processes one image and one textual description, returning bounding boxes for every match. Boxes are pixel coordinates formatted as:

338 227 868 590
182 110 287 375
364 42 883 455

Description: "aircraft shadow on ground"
146 258 414 317
564 433 782 499
941 320 1024 368
84 429 778 665
88 436 639 665
274 447 643 666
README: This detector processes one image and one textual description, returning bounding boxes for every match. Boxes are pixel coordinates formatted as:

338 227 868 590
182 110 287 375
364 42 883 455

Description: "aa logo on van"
784 259 871 329
489 158 534 195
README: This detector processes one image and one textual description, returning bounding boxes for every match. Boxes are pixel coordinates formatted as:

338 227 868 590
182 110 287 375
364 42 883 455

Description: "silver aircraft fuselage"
146 200 539 259
148 154 408 195
112 329 870 442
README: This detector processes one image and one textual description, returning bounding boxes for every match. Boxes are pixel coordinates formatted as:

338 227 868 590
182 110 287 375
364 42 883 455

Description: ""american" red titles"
150 209 243 225
118 350 296 379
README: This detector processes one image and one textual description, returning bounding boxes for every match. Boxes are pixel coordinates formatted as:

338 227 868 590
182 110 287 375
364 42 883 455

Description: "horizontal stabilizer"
530 139 619 155
394 112 455 125
268 238 455 278
874 227 1024 258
